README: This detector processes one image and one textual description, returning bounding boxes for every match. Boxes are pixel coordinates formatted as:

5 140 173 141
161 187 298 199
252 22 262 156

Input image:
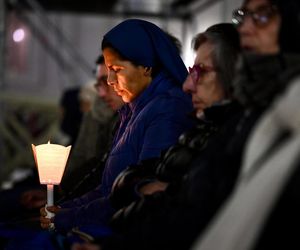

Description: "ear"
144 67 152 76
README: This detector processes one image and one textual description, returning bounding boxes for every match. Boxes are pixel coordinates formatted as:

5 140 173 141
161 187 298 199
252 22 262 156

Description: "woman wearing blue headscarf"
40 19 193 234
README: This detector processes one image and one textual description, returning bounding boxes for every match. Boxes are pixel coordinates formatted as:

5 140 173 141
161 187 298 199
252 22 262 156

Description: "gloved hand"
156 123 218 183
155 144 193 183
110 192 166 232
109 158 159 209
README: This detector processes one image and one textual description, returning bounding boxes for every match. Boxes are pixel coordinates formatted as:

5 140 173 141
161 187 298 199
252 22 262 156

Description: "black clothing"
109 106 221 211
109 102 234 211
60 87 83 145
233 53 300 109
104 101 244 250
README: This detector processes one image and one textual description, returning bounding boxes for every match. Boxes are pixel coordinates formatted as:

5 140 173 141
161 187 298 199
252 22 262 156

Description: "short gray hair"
192 23 240 98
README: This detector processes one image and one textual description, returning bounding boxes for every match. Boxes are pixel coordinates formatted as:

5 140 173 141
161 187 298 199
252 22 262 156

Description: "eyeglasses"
232 5 277 27
188 64 215 85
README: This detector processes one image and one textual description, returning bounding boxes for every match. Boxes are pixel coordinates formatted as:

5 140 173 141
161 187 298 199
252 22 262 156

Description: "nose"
238 15 255 34
183 75 196 94
107 70 117 86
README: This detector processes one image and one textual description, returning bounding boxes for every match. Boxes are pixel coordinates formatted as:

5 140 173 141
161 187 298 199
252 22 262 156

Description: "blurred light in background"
13 28 25 43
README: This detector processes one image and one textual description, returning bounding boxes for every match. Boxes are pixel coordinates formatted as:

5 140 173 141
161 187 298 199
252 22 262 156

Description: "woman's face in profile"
103 47 152 103
183 41 225 117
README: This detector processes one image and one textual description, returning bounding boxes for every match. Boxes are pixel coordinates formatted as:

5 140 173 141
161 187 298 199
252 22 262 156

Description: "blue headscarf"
101 19 187 86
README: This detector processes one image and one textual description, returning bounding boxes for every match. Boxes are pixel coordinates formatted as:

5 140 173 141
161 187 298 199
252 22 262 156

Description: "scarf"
233 52 300 109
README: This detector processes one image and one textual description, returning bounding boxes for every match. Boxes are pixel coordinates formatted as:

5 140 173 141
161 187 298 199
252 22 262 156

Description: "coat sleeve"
54 195 115 233
59 185 102 208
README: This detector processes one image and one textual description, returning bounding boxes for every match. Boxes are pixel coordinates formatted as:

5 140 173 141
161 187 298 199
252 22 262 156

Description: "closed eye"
108 65 123 73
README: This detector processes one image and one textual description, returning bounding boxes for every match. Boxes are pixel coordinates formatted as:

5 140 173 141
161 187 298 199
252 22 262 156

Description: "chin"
122 97 131 103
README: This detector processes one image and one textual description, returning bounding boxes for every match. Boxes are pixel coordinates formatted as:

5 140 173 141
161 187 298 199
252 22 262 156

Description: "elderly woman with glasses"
183 23 241 118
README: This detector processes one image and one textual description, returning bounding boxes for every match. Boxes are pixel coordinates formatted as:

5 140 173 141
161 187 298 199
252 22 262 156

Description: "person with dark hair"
190 0 300 249
39 18 193 236
71 22 243 250
59 87 83 146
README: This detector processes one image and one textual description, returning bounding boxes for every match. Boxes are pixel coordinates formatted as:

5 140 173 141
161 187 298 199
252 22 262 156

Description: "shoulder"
149 86 192 111
139 96 192 126
271 77 300 131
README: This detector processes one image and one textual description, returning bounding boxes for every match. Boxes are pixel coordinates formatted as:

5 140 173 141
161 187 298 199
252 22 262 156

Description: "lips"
240 39 256 52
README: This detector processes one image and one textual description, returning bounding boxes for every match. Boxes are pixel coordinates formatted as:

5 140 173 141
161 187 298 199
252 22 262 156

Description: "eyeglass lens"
232 5 276 26
188 64 214 84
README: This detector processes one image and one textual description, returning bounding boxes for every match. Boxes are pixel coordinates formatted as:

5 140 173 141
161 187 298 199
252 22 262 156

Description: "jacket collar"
127 71 174 116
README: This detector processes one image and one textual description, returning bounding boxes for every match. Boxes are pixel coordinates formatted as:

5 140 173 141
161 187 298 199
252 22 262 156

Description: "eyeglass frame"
188 63 216 85
232 5 278 27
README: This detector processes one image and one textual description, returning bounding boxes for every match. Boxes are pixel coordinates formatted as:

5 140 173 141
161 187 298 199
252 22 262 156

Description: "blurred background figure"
79 80 98 113
55 87 84 146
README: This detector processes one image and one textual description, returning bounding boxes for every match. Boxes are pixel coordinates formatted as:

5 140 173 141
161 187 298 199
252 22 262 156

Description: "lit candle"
32 141 71 219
